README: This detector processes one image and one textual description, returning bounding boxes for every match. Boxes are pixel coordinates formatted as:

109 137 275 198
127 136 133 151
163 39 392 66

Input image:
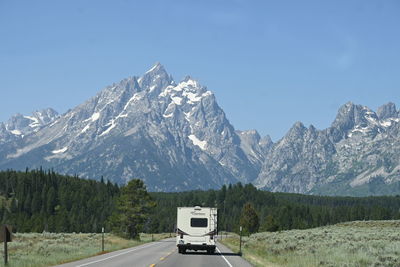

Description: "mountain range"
1 63 399 196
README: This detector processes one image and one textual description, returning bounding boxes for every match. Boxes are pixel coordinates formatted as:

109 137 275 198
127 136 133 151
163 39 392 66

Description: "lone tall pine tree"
109 179 155 239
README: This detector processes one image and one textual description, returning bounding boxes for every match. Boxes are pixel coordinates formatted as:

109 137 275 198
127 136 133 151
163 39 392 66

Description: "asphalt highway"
55 237 252 267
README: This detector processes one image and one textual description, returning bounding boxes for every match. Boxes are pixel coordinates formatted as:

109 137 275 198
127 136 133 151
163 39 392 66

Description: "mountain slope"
0 63 263 191
255 102 400 195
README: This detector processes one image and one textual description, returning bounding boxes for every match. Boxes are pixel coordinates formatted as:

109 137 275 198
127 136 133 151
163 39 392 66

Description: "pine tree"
31 192 41 214
109 179 155 239
239 202 259 235
46 187 57 215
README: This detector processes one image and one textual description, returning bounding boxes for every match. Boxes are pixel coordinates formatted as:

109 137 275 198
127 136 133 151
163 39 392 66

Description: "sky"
0 0 399 141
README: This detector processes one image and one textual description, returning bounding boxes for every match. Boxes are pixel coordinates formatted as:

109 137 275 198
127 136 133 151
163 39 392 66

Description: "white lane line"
76 243 156 267
216 247 233 267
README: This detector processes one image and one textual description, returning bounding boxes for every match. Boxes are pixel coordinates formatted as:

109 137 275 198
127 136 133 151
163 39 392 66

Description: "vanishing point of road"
55 237 252 267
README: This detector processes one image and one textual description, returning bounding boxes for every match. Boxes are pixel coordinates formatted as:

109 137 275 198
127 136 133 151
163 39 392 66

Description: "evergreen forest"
1 169 400 235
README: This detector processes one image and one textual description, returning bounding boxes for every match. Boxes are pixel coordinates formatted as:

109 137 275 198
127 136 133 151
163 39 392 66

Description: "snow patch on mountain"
100 120 117 136
24 116 40 128
145 62 160 74
84 112 100 123
163 113 174 118
188 134 207 150
52 147 68 154
171 96 183 105
91 112 100 121
80 124 90 134
11 130 22 135
123 93 142 111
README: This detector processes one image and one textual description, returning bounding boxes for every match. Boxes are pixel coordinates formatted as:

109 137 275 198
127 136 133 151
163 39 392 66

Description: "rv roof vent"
194 206 201 210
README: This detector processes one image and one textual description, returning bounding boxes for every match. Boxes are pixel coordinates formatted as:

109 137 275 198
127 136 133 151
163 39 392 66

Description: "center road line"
76 243 156 267
150 247 177 266
216 247 233 267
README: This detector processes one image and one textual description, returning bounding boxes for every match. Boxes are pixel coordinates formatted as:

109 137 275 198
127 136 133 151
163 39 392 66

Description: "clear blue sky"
1 0 399 141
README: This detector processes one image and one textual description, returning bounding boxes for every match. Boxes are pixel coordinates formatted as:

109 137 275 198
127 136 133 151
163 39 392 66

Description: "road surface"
55 238 252 267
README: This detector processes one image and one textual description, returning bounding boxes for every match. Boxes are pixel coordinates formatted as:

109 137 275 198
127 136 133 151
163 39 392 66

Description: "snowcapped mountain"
0 63 263 191
1 63 400 195
0 108 59 142
255 102 400 196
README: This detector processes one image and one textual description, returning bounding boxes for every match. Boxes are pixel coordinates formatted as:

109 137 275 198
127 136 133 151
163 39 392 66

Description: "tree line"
149 183 400 234
0 169 120 233
1 169 400 237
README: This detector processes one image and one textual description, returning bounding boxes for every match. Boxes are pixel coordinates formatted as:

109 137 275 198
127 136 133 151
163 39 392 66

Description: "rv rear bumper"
177 244 216 251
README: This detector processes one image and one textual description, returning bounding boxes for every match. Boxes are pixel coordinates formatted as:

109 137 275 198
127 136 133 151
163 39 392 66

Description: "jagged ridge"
1 64 400 196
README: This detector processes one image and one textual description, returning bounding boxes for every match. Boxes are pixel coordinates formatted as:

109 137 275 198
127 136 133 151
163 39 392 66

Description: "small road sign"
0 225 12 242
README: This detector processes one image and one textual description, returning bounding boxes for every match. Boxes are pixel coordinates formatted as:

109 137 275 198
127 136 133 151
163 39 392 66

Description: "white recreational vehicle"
176 206 218 254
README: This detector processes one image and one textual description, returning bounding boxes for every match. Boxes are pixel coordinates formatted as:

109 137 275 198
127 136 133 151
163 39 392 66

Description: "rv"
176 206 217 254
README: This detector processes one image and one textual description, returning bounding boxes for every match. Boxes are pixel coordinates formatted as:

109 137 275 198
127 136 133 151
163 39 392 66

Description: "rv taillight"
210 235 214 240
180 234 183 239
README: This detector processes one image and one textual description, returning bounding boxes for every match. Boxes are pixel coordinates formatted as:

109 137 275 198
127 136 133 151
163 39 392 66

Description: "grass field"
0 232 171 267
220 220 400 267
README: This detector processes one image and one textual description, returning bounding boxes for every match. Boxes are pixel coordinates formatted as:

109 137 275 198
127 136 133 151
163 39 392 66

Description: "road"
55 238 252 267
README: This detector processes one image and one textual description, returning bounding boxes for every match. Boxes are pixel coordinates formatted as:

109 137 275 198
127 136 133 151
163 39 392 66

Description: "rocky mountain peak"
259 135 273 149
32 108 59 125
329 102 380 141
145 62 164 74
285 121 307 139
4 108 59 136
139 62 173 93
238 129 261 139
332 102 358 129
377 102 397 120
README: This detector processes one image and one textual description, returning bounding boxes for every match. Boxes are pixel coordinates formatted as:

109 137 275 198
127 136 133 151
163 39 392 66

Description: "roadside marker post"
1 225 12 265
4 236 6 265
101 227 105 252
239 226 242 256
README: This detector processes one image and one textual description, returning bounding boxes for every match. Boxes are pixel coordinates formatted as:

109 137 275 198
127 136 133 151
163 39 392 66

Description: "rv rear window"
191 218 208 227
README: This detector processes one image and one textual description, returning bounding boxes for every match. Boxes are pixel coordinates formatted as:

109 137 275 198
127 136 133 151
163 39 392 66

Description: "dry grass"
0 232 171 267
220 220 400 267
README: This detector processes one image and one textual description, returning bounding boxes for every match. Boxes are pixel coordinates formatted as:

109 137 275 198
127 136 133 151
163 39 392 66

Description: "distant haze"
1 0 399 140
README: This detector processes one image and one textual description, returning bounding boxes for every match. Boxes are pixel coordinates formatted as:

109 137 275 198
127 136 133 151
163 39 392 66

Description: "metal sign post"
4 234 7 265
239 226 242 256
101 227 105 252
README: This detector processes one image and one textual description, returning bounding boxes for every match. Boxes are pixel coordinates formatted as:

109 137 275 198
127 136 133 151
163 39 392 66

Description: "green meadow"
0 232 170 267
220 220 400 267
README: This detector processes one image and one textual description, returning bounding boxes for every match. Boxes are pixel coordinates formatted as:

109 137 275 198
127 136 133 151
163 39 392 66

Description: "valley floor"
220 220 400 267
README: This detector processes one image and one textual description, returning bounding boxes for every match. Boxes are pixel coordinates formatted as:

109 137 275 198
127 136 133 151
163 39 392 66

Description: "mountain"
1 63 399 196
255 102 400 196
0 108 59 143
0 63 264 191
